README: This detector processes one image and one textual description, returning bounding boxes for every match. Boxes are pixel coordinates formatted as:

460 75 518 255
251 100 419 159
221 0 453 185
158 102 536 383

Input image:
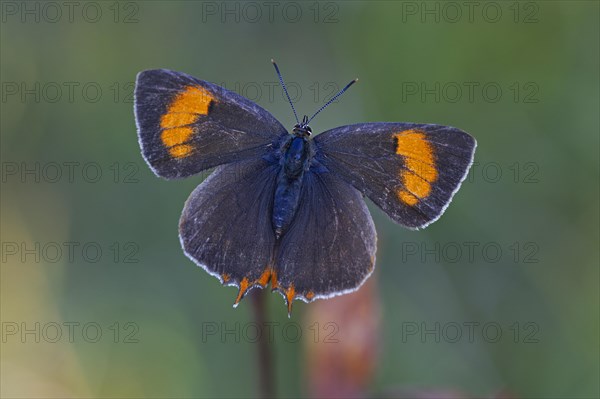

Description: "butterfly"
134 61 477 316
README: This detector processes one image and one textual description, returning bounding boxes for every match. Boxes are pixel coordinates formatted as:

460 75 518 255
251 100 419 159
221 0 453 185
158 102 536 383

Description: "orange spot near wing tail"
257 268 272 287
285 285 296 317
231 266 278 308
233 277 250 307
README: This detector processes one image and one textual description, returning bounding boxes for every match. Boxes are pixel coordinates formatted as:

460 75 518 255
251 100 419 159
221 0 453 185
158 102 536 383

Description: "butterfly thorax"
272 135 312 239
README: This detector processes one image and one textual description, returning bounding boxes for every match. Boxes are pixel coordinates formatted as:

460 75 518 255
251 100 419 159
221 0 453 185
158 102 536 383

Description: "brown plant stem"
251 289 275 398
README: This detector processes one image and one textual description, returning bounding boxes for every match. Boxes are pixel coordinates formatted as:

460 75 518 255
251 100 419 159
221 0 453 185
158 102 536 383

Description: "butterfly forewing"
314 123 476 228
135 69 287 179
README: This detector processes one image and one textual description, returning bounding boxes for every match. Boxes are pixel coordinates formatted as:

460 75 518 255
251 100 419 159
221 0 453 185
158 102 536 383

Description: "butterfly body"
273 134 313 238
134 68 477 315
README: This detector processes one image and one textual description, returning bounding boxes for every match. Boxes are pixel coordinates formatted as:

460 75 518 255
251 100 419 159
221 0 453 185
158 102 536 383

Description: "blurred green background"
1 1 598 398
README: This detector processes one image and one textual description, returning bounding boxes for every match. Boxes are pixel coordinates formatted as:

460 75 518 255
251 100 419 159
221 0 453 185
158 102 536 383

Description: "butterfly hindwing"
179 158 279 304
273 170 377 310
314 123 476 229
135 69 287 179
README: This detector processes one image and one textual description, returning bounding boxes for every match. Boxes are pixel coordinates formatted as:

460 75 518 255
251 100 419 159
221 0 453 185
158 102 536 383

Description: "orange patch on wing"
398 190 419 206
231 267 281 307
160 86 213 128
234 277 250 305
160 112 198 129
393 129 438 205
285 285 296 315
161 127 193 147
257 268 273 287
168 144 193 158
160 85 215 159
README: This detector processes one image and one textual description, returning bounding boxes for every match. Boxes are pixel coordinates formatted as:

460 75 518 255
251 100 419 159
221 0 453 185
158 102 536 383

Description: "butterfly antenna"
307 78 358 125
271 59 299 124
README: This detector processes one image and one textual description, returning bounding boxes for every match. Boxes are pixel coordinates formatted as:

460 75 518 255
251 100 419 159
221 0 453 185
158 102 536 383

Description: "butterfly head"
293 115 312 137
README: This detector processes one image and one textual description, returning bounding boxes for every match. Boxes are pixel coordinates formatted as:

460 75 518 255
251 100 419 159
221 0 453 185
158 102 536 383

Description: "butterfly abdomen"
272 136 311 238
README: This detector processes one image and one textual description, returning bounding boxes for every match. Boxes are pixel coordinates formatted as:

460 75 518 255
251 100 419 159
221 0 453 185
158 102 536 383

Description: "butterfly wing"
273 171 377 313
313 123 476 229
135 69 287 178
179 157 280 304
